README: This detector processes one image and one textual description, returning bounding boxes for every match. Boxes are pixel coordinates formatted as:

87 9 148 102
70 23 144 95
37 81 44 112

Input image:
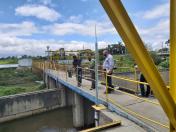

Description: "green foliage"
149 51 162 65
0 87 26 96
0 58 18 64
159 59 169 68
0 68 45 97
114 54 135 67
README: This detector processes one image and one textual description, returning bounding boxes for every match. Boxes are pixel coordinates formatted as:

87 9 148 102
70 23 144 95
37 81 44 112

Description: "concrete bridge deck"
46 69 169 132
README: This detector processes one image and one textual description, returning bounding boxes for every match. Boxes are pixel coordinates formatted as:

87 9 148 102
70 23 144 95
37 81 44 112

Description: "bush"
38 84 46 90
1 87 26 96
159 60 169 68
150 51 162 65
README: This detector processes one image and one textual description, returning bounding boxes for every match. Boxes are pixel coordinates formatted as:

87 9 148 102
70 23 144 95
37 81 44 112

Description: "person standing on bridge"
73 55 82 87
88 56 95 90
140 74 151 97
103 50 114 93
134 64 151 97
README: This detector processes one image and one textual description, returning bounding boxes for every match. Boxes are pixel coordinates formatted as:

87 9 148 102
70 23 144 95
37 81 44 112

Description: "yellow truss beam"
170 0 176 102
100 0 176 128
170 0 176 130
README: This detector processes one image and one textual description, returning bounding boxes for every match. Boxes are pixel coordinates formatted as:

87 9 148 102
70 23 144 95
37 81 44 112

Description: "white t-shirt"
103 54 114 71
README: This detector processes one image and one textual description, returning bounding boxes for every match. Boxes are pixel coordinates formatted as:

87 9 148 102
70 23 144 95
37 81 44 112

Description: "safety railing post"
134 67 138 95
65 64 68 81
105 72 108 102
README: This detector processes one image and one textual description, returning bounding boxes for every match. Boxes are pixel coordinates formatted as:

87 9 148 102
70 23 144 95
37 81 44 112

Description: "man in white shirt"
103 50 114 93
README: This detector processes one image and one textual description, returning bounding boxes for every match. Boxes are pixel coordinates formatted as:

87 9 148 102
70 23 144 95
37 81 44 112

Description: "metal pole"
95 25 100 127
95 24 99 105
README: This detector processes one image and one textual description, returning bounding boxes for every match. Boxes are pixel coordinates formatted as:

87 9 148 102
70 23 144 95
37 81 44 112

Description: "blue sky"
0 0 169 57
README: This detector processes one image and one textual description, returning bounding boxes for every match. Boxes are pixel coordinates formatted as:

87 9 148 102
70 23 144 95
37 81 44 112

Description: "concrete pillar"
44 72 47 84
60 87 67 107
48 77 56 89
72 92 84 128
66 89 74 106
83 99 95 127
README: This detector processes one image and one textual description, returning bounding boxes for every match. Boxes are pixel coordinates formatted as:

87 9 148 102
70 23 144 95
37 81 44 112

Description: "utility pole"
46 46 50 61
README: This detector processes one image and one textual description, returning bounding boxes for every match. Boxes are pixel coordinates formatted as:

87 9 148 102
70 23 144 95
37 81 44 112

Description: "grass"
0 59 18 64
113 54 135 72
0 68 45 97
113 54 168 72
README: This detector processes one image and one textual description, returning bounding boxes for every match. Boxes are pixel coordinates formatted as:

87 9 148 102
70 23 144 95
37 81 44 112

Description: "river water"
0 107 77 132
0 64 18 69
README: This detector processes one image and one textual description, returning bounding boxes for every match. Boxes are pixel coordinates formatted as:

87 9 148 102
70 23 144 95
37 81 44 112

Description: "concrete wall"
18 59 32 67
0 89 64 123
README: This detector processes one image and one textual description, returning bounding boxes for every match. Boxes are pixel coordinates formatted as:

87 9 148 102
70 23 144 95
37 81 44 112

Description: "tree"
150 51 162 65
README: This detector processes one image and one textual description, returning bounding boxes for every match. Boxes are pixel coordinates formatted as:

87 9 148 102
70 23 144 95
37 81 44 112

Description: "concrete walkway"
47 69 169 132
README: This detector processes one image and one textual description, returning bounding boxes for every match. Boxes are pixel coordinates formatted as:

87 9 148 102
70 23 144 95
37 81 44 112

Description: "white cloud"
0 35 109 57
0 21 37 37
40 0 52 5
43 20 116 36
15 5 61 22
142 3 169 19
69 15 83 23
137 19 169 49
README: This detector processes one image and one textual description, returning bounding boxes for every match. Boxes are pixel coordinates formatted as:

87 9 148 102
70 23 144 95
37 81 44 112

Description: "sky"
0 0 169 57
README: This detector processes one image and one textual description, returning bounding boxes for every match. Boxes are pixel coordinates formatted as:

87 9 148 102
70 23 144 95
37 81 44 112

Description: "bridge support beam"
59 85 66 107
48 77 56 89
72 92 84 128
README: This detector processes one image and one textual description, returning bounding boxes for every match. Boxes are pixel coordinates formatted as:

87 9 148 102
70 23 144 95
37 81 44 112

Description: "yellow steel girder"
170 0 176 130
170 0 176 102
100 0 176 129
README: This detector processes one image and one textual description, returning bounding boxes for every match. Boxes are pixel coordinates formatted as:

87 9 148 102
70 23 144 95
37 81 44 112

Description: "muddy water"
0 107 77 132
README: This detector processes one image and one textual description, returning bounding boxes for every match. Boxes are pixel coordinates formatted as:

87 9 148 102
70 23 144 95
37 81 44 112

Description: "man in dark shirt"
140 74 151 97
73 55 82 87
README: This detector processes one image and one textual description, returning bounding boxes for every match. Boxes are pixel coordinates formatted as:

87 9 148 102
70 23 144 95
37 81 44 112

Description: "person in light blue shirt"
103 50 114 93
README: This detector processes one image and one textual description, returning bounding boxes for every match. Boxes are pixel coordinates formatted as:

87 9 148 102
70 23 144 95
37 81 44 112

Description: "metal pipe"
94 25 100 126
100 0 176 128
95 25 99 105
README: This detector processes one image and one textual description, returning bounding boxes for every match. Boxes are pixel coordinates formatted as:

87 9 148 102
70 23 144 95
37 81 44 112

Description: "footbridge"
33 0 176 131
33 61 169 132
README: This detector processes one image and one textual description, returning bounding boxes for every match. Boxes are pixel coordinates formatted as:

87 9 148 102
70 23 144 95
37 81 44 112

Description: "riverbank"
0 68 45 96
